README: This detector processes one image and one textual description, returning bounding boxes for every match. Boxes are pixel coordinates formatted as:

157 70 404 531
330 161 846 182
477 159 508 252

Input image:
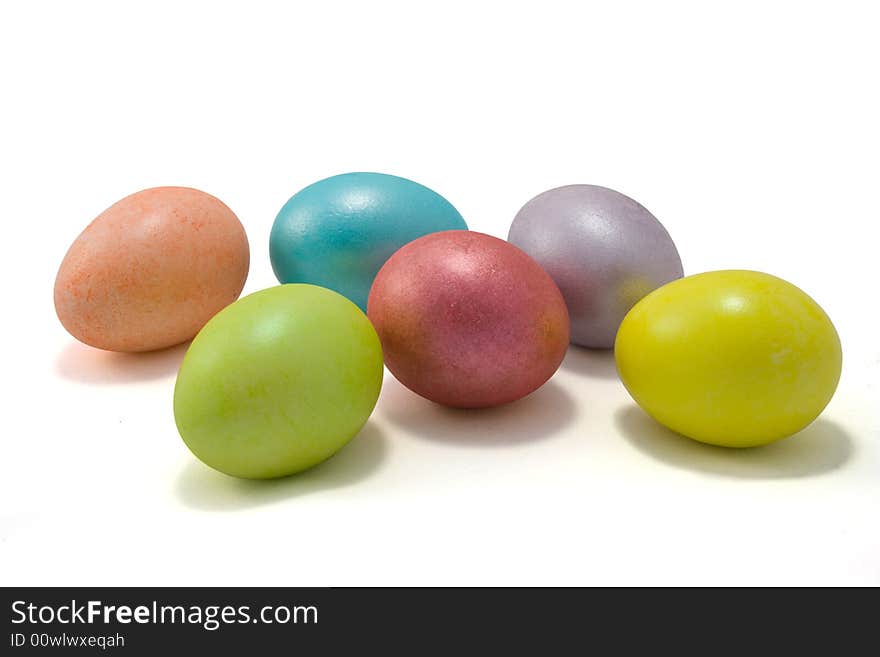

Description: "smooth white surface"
1 0 878 586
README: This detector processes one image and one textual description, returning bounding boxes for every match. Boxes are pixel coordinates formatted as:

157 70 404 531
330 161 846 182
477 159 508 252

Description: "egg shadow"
174 423 388 512
614 405 854 479
379 377 576 447
561 345 619 380
55 340 189 384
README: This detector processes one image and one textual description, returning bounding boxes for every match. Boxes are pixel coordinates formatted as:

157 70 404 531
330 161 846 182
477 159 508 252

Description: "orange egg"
54 187 249 352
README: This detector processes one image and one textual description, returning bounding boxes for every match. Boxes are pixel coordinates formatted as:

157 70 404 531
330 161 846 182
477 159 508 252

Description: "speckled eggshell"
270 172 467 311
367 230 570 408
508 185 683 349
54 187 250 352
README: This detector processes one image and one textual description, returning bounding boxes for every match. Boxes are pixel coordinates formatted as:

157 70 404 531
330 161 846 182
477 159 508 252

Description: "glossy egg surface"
270 172 467 310
615 270 842 447
174 284 383 479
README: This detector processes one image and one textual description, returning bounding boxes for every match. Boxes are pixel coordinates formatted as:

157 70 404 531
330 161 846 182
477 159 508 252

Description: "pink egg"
367 230 569 408
54 187 249 352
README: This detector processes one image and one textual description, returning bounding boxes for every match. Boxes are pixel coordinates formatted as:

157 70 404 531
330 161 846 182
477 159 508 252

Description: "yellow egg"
614 270 841 447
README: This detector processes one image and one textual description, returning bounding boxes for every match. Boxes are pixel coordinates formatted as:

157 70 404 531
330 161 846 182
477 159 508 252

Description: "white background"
1 1 878 586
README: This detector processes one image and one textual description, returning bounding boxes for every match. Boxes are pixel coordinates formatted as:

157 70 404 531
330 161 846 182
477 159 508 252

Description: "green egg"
173 284 383 479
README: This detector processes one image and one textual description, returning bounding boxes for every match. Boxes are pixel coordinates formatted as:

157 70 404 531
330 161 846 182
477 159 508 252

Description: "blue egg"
270 172 467 310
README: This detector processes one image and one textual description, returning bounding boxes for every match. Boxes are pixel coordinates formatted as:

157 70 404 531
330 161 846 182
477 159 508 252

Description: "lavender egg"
367 231 569 409
508 185 683 349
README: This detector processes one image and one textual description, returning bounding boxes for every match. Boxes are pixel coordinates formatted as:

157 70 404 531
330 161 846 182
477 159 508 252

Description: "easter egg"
614 270 842 447
367 230 569 408
173 284 383 479
508 184 683 349
54 187 249 352
270 172 467 311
